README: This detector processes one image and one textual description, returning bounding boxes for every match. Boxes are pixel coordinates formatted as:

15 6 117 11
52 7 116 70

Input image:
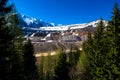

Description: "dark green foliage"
24 39 39 80
54 51 70 80
0 0 25 79
8 13 25 80
68 46 80 67
82 32 95 80
94 18 104 40
24 39 35 70
82 3 120 80
106 3 120 79
83 18 111 80
68 47 81 80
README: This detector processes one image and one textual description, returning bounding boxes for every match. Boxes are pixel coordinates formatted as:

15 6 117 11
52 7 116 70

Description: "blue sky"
13 0 120 25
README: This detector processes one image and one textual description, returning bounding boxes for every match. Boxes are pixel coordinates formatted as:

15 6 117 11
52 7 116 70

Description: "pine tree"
106 3 120 79
0 0 25 79
82 3 120 79
82 32 95 80
8 12 25 80
83 19 106 80
54 51 69 80
68 47 81 80
24 39 39 80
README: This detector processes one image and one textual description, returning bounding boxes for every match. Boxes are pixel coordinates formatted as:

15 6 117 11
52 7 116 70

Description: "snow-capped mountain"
19 14 55 27
17 13 55 34
16 13 108 35
40 20 108 31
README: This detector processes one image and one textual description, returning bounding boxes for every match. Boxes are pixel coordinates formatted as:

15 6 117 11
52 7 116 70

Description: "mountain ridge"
16 13 108 34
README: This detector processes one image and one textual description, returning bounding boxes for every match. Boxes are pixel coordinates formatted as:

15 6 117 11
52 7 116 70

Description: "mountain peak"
18 13 55 27
15 13 108 34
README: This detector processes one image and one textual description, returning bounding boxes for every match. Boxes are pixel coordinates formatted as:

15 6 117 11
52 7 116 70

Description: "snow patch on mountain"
40 20 108 31
17 13 56 34
50 22 55 26
19 14 55 28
